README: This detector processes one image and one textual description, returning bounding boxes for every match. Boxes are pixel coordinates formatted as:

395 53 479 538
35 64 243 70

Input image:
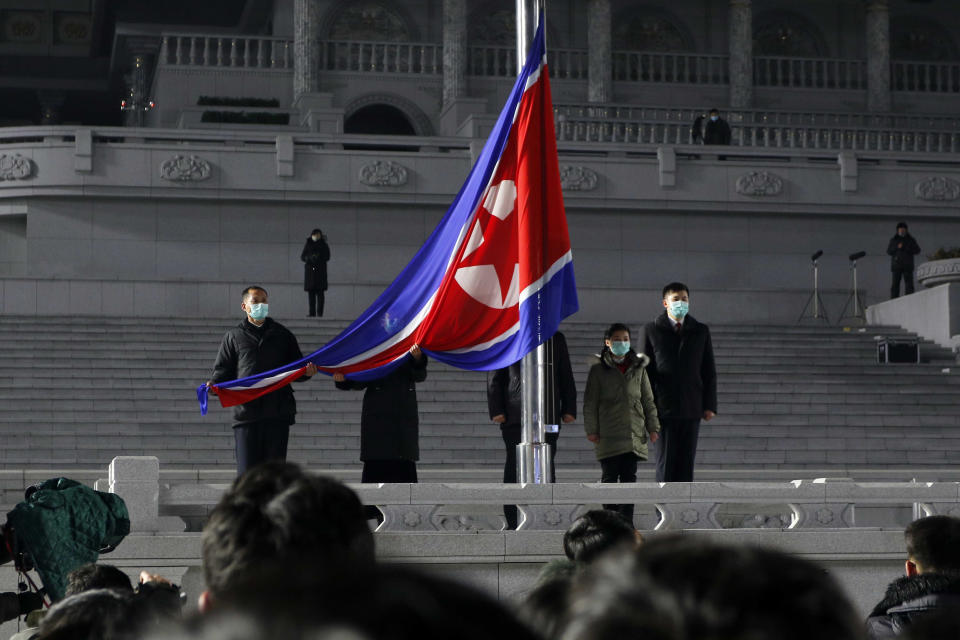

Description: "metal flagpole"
517 0 554 487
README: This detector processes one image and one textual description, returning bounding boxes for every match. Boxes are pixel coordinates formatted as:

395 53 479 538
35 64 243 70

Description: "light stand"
838 251 867 324
798 250 830 323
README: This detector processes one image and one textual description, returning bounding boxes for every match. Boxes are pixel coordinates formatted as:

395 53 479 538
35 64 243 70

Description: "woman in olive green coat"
583 323 661 523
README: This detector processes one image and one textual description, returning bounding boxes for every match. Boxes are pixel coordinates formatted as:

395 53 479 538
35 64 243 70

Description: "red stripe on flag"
213 366 308 408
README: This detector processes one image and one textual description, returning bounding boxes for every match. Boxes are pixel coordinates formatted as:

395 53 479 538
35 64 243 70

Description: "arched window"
612 12 691 52
344 104 417 136
324 1 416 42
468 3 515 46
753 12 826 57
892 18 957 61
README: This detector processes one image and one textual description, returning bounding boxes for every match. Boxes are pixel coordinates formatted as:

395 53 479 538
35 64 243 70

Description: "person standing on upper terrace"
887 221 921 299
208 286 317 475
644 283 717 483
702 108 732 145
301 228 331 317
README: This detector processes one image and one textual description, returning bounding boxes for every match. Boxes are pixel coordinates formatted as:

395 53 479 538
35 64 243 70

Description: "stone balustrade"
553 115 960 152
160 34 292 70
892 59 960 93
155 33 957 95
159 33 960 93
611 51 729 85
321 40 443 75
103 457 960 535
754 56 867 90
555 103 960 131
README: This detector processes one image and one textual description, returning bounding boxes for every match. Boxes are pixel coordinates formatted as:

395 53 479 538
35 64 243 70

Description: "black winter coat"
866 574 960 639
210 318 305 426
487 332 577 427
643 312 717 419
301 237 330 291
703 117 731 145
887 233 921 272
336 355 428 461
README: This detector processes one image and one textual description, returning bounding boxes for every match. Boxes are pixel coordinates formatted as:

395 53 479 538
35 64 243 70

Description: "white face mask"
247 303 269 321
312 234 321 241
668 300 689 320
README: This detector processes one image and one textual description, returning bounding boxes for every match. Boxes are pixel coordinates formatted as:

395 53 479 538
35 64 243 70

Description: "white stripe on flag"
227 366 303 391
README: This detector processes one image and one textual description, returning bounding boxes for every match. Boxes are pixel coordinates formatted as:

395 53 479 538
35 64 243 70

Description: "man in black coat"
643 282 717 482
702 108 732 145
334 345 427 487
301 229 331 317
209 286 317 475
866 515 960 639
487 333 577 529
887 221 921 299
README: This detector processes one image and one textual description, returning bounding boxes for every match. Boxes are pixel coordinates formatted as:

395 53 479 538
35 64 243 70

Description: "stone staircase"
1 316 958 475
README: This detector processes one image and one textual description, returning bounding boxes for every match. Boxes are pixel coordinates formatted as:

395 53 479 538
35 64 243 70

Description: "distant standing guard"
643 282 717 482
887 221 921 299
208 286 317 475
302 228 331 317
702 108 732 145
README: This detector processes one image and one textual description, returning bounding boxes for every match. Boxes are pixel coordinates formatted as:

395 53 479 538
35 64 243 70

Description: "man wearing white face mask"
643 282 717 482
208 286 317 475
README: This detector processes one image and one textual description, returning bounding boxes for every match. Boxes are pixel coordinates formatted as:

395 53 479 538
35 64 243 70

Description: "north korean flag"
199 14 578 414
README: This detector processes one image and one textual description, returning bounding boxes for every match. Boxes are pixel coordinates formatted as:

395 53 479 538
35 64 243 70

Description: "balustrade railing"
321 40 442 74
893 59 960 93
553 113 960 152
612 51 729 84
160 34 292 69
754 56 866 90
106 457 959 534
554 103 960 131
467 45 588 79
157 34 960 96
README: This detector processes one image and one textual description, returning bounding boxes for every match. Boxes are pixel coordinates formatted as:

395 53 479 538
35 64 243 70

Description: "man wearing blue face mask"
702 108 731 146
209 285 317 475
643 283 717 482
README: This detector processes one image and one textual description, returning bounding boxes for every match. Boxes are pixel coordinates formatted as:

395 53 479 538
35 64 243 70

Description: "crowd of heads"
6 464 960 640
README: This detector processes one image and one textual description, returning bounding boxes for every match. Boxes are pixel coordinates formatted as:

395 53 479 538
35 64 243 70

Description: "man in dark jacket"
334 345 427 489
487 333 577 529
643 282 717 482
301 228 331 317
209 286 317 475
887 221 921 299
866 515 960 639
702 108 732 145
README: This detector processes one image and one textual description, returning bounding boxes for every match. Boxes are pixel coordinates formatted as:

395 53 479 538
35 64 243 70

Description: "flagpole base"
516 443 553 484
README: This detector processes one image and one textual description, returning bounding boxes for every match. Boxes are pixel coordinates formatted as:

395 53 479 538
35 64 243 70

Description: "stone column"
728 0 753 108
587 0 612 103
292 0 343 133
865 0 891 112
293 0 320 102
439 0 488 135
442 0 467 107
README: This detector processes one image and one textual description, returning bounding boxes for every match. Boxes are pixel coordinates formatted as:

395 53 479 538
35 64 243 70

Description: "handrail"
320 39 443 74
611 50 729 84
159 34 293 69
466 44 588 78
153 32 960 94
553 113 960 152
553 103 960 130
5 124 960 158
754 55 866 90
